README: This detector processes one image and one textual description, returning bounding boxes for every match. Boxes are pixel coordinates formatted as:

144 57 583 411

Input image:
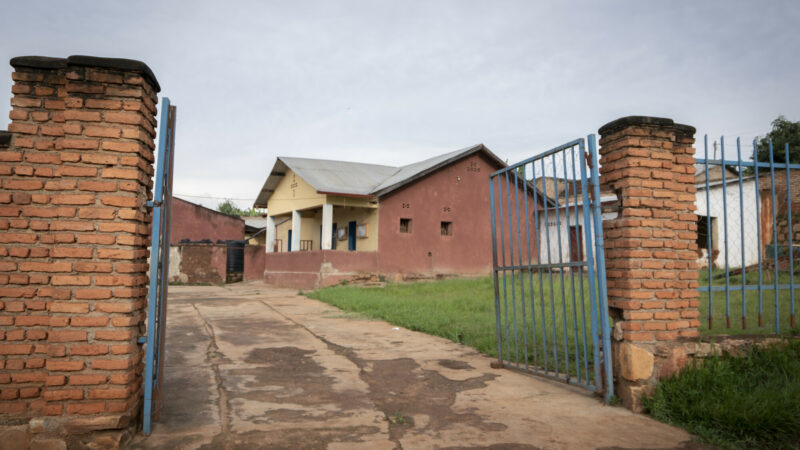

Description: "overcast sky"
2 1 799 210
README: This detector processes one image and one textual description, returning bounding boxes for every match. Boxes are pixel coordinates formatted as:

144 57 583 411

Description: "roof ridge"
278 155 398 170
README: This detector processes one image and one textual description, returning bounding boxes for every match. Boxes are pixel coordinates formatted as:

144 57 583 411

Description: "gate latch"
584 152 593 169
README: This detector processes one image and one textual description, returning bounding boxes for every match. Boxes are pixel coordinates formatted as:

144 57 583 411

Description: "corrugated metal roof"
371 144 502 196
280 157 397 195
254 144 504 207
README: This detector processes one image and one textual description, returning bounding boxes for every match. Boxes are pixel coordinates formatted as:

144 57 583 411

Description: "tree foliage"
217 199 262 217
755 116 800 164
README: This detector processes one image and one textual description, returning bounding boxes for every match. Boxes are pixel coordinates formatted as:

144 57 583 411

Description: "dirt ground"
129 281 700 450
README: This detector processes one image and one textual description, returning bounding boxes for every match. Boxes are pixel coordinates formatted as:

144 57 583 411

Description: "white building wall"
535 206 616 264
695 179 760 269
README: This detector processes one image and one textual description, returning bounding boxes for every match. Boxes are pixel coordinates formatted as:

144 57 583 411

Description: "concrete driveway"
130 282 698 449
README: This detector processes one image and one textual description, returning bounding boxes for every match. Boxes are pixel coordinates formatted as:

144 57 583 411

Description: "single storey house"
253 144 515 287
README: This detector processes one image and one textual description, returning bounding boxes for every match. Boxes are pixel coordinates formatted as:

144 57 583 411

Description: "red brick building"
169 197 244 244
253 144 530 288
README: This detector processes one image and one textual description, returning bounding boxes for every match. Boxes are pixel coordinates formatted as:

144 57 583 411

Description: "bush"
642 340 800 449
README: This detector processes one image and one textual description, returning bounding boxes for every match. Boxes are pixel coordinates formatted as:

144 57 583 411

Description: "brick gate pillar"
0 55 159 447
597 116 700 410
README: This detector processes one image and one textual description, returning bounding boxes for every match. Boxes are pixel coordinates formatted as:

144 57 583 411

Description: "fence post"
598 116 700 410
0 55 159 447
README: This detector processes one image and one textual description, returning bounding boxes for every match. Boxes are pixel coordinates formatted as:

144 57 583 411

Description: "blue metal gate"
696 136 797 334
143 98 177 435
489 136 613 402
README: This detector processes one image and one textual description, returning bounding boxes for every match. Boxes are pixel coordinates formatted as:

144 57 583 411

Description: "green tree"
216 199 263 217
755 116 800 164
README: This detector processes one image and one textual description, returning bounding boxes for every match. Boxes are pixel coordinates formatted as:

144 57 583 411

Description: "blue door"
287 230 292 252
348 221 356 251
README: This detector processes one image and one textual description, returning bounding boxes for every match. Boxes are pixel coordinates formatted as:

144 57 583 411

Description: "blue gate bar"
503 172 519 366
551 153 569 378
532 161 549 373
489 178 503 366
499 174 511 362
571 147 590 384
579 140 602 389
721 137 731 328
521 163 539 370
588 134 613 402
513 170 527 368
703 136 713 328
785 143 796 329
754 139 763 327
143 97 173 435
541 172 558 376
769 141 780 333
737 138 746 328
561 150 580 383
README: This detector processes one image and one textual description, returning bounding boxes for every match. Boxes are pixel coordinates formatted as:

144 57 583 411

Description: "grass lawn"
700 268 797 335
642 339 800 450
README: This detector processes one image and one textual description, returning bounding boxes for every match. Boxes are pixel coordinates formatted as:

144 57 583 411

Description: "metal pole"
588 135 614 403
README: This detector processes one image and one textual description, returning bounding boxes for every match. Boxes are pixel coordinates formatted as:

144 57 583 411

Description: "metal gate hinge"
584 152 593 169
138 336 147 344
146 200 163 208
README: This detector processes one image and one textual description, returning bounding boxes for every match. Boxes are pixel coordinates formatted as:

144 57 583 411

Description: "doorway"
348 221 356 251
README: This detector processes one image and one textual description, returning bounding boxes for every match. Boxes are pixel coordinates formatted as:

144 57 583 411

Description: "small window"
441 221 453 236
400 218 412 233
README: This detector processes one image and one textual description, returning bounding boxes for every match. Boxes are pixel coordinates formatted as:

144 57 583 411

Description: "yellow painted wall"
267 168 325 216
266 169 380 252
331 206 379 252
271 210 323 252
327 195 378 209
273 214 291 252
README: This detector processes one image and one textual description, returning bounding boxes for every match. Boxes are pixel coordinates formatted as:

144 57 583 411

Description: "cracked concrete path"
130 282 700 450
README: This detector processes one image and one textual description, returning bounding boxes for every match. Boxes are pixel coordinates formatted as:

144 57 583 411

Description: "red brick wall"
0 56 159 438
377 152 514 275
599 118 700 342
170 197 244 244
263 251 379 289
598 116 701 410
243 245 265 281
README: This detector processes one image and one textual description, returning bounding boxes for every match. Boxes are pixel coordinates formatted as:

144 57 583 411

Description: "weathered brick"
70 344 109 356
68 374 107 385
45 360 85 371
43 389 83 401
74 288 112 300
48 330 87 342
66 402 106 415
51 248 93 259
49 302 90 313
95 329 134 341
0 344 34 355
71 316 109 327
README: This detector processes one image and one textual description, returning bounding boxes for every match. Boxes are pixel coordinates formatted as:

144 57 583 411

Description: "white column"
265 216 276 253
321 203 333 250
291 210 301 252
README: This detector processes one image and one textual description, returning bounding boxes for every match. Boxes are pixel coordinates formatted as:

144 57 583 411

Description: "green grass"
642 340 800 450
307 277 500 356
699 268 798 335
